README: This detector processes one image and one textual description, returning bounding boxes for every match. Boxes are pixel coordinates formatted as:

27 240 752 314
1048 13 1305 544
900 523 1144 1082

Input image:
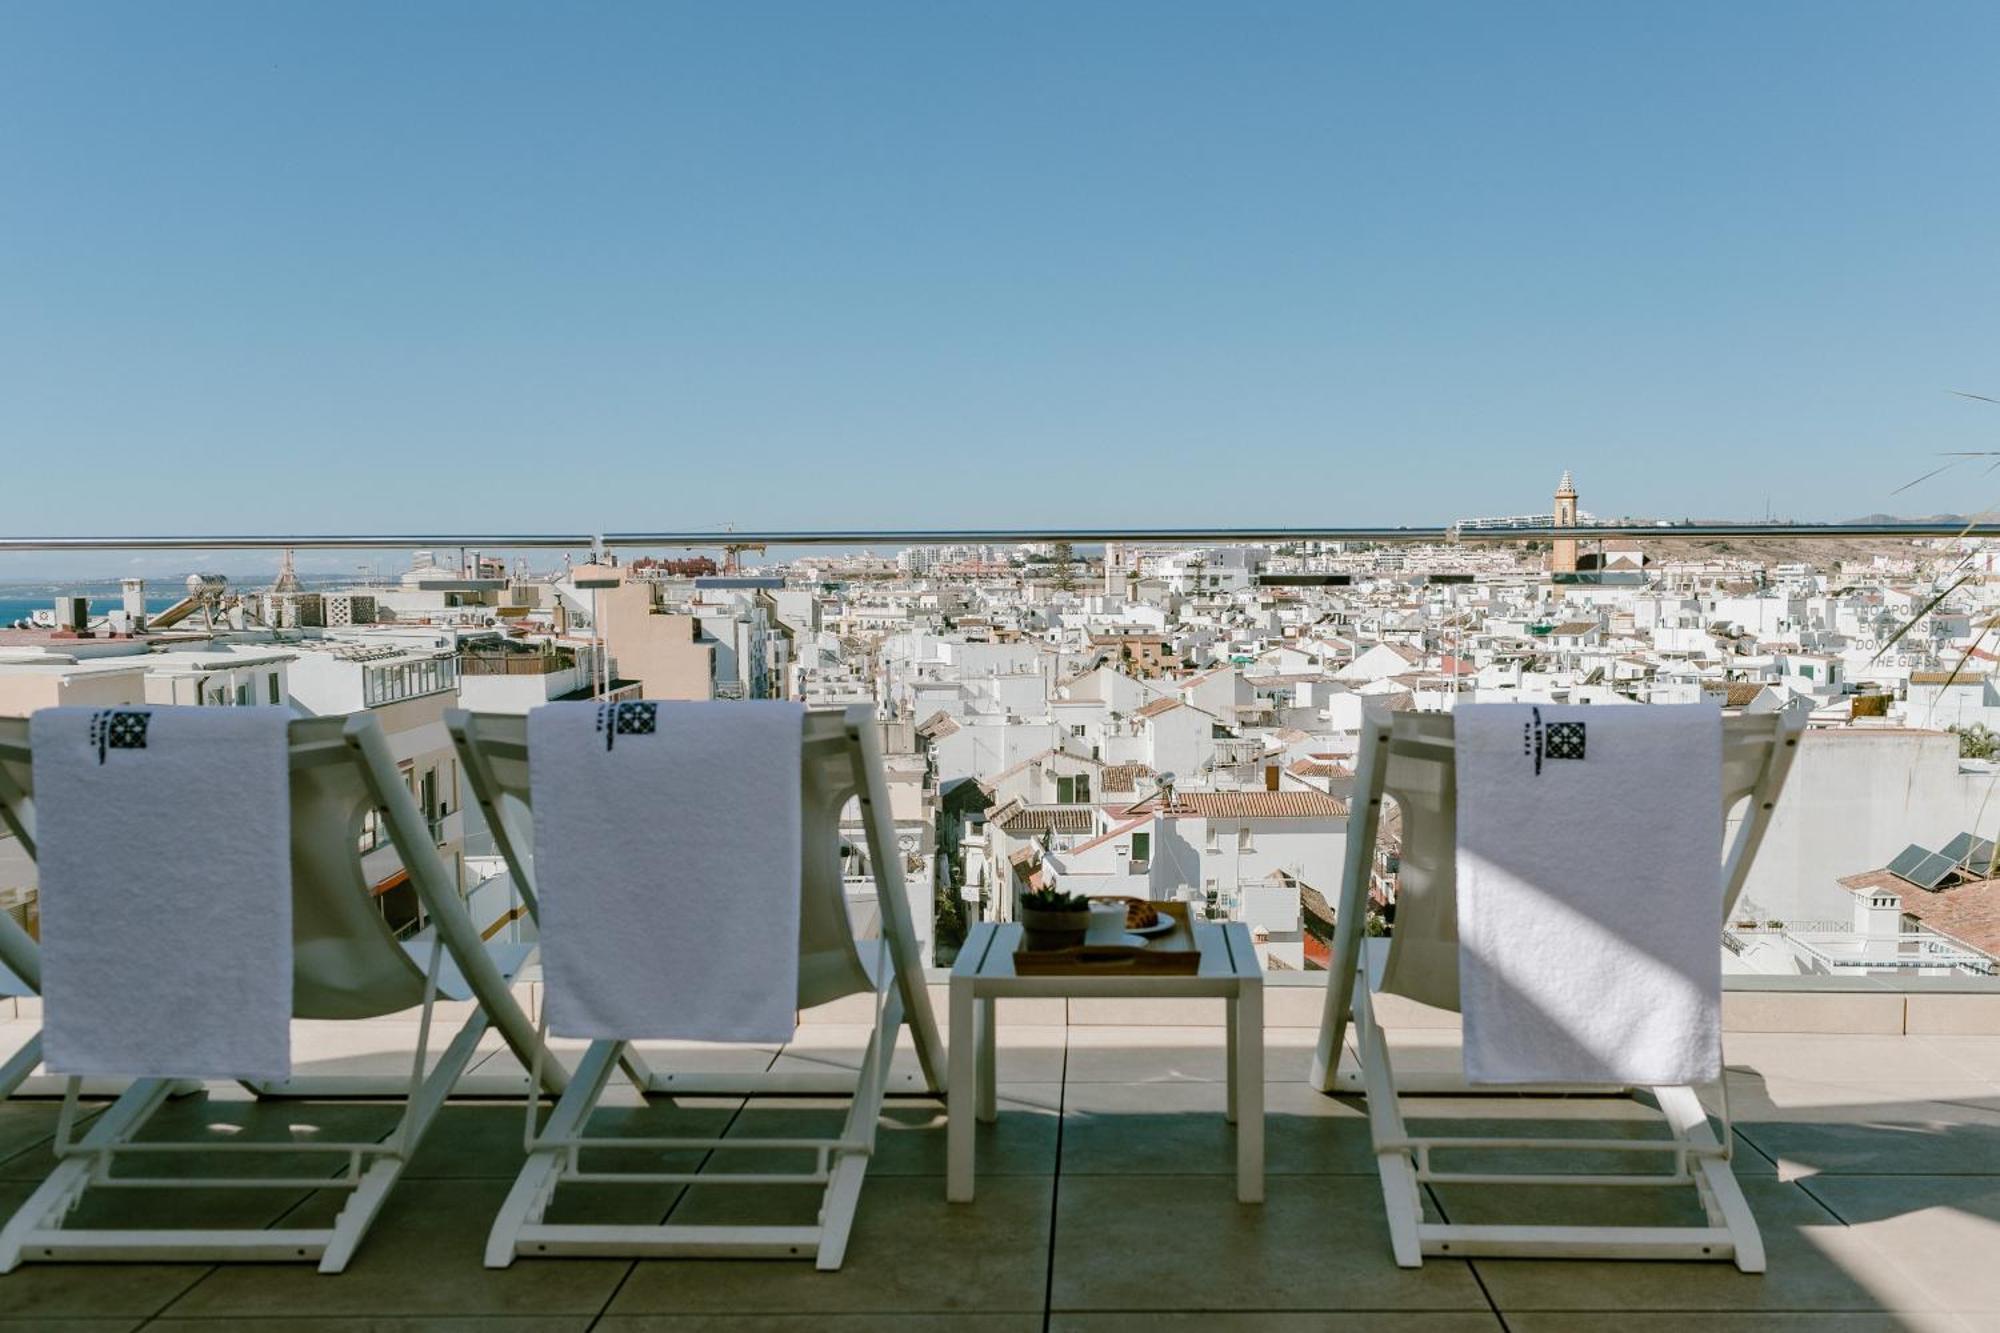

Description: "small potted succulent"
1018 887 1091 950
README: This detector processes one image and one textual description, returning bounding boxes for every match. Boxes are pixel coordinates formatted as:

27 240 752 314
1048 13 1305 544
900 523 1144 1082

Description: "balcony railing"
6 519 2000 552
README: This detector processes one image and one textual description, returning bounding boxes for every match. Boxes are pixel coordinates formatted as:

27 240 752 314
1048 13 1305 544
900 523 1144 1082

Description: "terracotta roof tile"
996 805 1099 836
1839 868 2000 961
1702 680 1769 708
1100 762 1153 793
915 709 960 739
1287 757 1351 779
1124 790 1347 819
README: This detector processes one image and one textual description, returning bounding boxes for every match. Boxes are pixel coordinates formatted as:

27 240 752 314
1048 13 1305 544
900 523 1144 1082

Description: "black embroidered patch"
595 701 658 751
89 709 152 765
1545 721 1586 761
1520 708 1583 775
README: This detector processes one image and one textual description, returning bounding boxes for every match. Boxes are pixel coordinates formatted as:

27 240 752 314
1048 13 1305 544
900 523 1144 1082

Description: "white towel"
32 705 292 1081
1455 701 1723 1086
529 699 804 1043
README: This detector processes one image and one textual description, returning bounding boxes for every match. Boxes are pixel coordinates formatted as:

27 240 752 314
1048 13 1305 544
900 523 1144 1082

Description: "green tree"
1051 541 1076 592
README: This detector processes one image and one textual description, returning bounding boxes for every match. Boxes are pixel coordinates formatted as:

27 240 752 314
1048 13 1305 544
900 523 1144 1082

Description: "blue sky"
3 0 1997 558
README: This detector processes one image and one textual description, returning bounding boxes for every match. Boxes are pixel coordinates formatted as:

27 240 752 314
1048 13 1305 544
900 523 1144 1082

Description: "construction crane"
720 523 765 574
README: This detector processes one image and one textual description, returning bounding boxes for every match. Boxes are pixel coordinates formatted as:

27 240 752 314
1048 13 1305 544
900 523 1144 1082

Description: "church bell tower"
1552 470 1579 574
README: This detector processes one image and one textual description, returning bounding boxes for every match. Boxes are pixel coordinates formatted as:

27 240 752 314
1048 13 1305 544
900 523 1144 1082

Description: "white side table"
946 919 1264 1204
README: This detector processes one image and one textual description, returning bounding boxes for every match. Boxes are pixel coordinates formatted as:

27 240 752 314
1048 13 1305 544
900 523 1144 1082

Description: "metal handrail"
1 520 1997 552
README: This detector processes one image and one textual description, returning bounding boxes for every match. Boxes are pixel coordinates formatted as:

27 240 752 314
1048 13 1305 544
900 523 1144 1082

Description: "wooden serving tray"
1012 900 1202 975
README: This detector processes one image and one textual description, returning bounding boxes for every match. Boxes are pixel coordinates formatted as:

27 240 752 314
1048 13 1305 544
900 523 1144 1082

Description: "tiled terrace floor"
1 1011 1999 1330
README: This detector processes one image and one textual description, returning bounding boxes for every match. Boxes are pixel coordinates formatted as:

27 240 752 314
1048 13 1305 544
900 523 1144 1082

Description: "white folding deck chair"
448 703 946 1271
1309 708 1802 1271
0 712 566 1274
0 921 40 1101
0 737 43 1100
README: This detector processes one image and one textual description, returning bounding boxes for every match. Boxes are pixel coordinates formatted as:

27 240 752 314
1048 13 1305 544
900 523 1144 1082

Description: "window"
1206 826 1219 852
1071 724 1087 737
1055 774 1091 804
1237 827 1253 853
235 681 251 706
1131 831 1150 863
267 672 282 704
358 807 383 853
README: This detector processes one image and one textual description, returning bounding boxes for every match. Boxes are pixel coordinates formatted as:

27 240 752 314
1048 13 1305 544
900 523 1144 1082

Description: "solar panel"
1908 852 1960 891
1887 844 1934 882
1940 831 1997 870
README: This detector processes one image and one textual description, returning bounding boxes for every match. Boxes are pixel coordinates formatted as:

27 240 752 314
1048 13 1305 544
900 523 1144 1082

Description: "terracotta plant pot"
1019 905 1091 951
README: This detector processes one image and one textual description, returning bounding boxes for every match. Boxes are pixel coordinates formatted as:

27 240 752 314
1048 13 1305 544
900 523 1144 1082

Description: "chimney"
1856 886 1903 938
121 578 148 632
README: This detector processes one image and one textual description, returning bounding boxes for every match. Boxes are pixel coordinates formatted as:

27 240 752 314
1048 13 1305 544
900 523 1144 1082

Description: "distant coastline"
0 595 184 627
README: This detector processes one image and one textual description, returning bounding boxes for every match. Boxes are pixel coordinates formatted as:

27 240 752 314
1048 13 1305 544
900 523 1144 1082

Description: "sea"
0 589 188 629
0 573 369 630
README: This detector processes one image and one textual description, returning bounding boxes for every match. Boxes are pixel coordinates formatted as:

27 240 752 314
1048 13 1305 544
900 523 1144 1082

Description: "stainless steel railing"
0 520 1994 552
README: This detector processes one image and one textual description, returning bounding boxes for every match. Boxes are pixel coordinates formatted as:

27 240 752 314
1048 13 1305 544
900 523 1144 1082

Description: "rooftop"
2 987 1997 1325
1125 789 1350 819
1841 867 2000 961
991 803 1098 837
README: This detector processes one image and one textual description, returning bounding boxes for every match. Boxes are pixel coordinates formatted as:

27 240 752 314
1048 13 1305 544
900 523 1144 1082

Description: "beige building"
602 580 715 700
0 658 148 716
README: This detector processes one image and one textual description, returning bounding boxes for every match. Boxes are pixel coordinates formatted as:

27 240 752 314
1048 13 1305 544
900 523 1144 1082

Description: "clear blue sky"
4 0 1997 557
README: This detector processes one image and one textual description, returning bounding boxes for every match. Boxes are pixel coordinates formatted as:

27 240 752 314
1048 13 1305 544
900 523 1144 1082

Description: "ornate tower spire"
1552 471 1579 574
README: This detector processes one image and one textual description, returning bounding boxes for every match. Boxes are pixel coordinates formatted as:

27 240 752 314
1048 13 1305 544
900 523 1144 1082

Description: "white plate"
1128 916 1175 937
